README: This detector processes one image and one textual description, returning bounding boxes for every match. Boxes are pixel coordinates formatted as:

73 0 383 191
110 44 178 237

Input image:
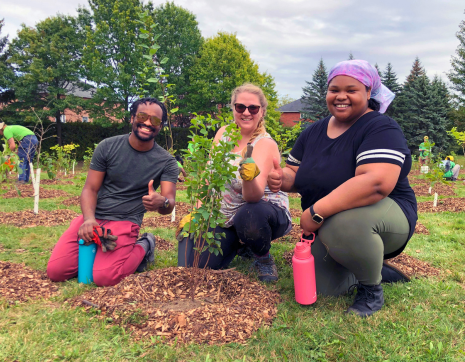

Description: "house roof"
277 99 305 113
66 83 95 98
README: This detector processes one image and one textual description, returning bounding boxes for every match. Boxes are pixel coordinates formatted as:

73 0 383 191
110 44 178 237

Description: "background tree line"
0 0 280 147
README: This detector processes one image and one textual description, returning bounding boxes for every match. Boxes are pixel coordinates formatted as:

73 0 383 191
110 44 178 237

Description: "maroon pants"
47 215 146 286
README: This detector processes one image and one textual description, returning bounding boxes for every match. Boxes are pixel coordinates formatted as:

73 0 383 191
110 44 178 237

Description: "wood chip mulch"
62 196 80 206
417 198 465 213
414 222 429 235
290 208 301 219
40 179 74 185
408 177 429 185
412 183 456 196
274 223 301 243
0 261 59 304
142 202 192 229
156 238 175 251
387 253 441 278
287 192 301 199
2 184 70 199
69 267 279 345
282 251 441 279
0 209 78 228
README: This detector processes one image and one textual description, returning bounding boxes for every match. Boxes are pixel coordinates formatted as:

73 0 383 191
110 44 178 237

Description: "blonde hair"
230 83 268 157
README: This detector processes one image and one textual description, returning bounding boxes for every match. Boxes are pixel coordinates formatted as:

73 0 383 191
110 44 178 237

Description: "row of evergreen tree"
301 57 454 154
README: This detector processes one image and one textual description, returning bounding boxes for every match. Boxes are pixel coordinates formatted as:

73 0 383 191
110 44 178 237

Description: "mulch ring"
0 209 78 228
282 251 441 279
418 198 465 213
414 222 429 235
0 261 59 305
412 183 456 197
408 177 429 185
386 253 441 279
288 192 301 198
40 179 74 185
2 184 70 199
62 196 80 206
290 208 301 219
142 202 192 229
69 267 279 345
274 222 301 243
155 238 175 251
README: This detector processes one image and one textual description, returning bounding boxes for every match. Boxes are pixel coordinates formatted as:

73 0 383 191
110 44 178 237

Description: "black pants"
177 200 290 269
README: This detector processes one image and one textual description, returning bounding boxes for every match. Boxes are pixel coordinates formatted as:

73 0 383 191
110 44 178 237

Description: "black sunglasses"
135 112 162 127
234 103 261 115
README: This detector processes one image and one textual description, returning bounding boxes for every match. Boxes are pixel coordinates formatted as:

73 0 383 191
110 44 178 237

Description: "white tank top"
219 132 292 232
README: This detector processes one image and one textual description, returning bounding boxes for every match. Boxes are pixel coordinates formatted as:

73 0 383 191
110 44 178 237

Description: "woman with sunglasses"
178 83 292 282
268 60 417 317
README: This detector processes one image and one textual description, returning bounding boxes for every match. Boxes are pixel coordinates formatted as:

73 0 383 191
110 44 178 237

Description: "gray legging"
312 197 410 296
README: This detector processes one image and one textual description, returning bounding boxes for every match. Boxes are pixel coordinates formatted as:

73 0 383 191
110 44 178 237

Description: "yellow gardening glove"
238 144 260 181
176 213 194 242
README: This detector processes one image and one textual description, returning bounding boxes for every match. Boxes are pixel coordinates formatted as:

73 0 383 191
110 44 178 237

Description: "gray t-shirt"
90 135 178 226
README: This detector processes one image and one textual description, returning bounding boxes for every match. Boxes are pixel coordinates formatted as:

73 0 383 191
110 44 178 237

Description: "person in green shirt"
443 156 461 181
418 135 431 166
0 122 38 183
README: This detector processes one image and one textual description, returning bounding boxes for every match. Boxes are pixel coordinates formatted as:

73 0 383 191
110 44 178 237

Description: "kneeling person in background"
47 98 179 287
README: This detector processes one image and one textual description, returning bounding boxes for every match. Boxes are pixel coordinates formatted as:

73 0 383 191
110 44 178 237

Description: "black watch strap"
310 205 324 224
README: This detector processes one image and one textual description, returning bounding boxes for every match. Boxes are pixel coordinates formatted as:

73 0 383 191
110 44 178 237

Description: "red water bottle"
292 232 317 305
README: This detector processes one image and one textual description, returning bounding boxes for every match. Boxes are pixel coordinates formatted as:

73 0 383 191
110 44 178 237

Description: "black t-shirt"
287 111 417 244
90 135 179 226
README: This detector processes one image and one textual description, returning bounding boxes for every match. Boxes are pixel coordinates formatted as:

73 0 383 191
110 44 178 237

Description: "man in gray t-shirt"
47 98 178 287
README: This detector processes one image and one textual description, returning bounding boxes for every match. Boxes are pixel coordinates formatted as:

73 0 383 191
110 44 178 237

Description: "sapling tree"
425 158 450 207
0 139 22 191
181 114 240 300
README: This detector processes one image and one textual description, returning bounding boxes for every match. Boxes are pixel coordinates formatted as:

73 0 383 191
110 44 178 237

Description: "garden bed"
0 209 78 228
0 261 59 305
2 184 70 199
412 183 456 196
70 267 279 345
417 198 465 213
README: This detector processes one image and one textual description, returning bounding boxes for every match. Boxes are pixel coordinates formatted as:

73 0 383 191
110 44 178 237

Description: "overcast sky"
1 0 464 100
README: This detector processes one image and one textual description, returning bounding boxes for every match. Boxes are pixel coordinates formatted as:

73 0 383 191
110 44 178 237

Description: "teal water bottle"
78 239 97 284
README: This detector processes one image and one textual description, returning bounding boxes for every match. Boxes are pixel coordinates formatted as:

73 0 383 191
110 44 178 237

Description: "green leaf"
160 57 169 64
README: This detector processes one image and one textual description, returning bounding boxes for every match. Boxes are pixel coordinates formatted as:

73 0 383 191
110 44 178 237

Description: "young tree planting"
181 114 241 300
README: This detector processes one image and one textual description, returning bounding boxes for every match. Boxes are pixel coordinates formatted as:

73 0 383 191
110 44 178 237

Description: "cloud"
1 0 464 98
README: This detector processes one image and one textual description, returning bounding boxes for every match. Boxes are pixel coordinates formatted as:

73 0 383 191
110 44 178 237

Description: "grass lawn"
1 163 465 362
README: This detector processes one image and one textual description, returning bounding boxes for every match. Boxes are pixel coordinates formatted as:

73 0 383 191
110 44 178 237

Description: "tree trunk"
55 110 63 146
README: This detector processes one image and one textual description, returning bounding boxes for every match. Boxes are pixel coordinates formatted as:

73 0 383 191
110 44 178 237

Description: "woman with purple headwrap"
268 60 417 317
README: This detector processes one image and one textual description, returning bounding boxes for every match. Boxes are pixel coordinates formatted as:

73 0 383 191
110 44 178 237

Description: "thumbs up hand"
267 157 283 193
142 180 166 211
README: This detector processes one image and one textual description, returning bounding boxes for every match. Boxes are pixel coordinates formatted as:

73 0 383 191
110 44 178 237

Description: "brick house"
277 99 312 127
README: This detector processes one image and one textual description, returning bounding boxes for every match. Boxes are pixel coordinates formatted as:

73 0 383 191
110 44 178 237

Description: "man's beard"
132 122 159 142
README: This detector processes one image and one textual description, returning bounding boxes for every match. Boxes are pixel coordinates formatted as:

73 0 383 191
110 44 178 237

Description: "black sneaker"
381 261 410 284
346 283 384 317
253 254 278 282
136 233 156 272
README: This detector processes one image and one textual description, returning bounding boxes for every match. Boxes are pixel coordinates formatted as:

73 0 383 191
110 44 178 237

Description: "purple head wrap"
327 60 395 114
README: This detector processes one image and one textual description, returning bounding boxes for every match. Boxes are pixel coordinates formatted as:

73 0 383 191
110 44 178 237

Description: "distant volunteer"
0 122 38 183
443 156 460 181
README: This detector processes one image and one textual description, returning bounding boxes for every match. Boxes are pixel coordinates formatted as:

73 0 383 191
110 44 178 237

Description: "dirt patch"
156 238 175 252
2 184 70 199
274 222 301 244
41 179 74 185
412 183 456 197
418 198 465 213
62 196 80 206
0 261 59 304
408 177 429 185
414 222 429 235
69 267 279 345
287 192 301 199
282 251 441 279
386 253 441 278
142 202 192 229
290 208 301 219
0 209 78 228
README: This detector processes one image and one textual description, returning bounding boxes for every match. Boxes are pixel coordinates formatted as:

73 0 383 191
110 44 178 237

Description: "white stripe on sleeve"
357 149 405 163
357 154 405 164
287 154 301 165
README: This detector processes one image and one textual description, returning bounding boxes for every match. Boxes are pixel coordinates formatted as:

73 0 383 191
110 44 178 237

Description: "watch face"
313 214 324 224
163 198 170 208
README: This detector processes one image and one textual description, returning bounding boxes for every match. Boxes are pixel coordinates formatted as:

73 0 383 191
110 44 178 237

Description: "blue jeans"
17 135 38 182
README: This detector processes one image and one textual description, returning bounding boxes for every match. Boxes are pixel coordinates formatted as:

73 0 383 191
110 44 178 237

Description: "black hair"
129 97 167 124
365 86 381 112
175 155 183 165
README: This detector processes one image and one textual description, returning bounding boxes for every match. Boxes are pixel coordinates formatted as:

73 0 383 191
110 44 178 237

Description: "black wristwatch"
162 197 170 209
310 205 324 224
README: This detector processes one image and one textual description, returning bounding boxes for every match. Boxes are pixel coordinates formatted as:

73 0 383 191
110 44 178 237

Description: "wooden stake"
433 192 438 207
171 206 176 222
